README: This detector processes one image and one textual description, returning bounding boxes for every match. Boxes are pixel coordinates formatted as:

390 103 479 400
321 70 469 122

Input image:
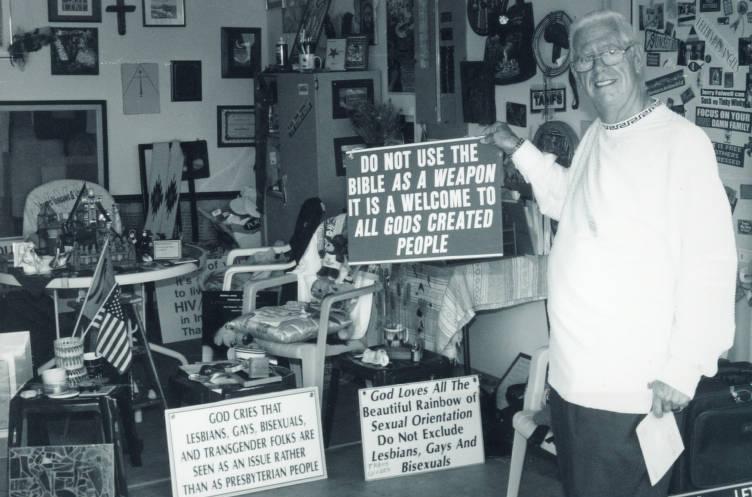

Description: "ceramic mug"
41 367 68 395
299 53 322 71
84 352 105 379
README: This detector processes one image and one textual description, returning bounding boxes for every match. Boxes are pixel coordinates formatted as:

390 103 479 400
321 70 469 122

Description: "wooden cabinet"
255 71 381 244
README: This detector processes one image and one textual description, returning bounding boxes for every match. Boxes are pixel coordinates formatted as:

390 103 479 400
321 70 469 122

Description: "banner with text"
165 387 326 497
345 137 503 264
155 257 226 343
359 375 484 481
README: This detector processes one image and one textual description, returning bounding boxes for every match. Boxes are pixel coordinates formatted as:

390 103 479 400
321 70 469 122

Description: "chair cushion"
225 302 352 344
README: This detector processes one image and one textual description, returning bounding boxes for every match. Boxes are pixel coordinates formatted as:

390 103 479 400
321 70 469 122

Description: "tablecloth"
436 255 548 359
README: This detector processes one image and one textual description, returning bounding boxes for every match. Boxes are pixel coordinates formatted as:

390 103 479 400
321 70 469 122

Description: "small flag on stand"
76 238 132 374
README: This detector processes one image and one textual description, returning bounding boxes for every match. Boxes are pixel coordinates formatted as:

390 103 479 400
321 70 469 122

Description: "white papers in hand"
636 412 684 486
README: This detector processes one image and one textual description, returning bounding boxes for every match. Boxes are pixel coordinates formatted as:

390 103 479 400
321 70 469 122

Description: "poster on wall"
344 136 503 265
387 0 415 92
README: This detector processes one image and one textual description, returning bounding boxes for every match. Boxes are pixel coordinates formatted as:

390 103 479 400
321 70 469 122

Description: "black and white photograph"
170 60 201 101
48 0 102 22
1 5 750 497
50 27 99 75
740 36 752 66
221 27 261 78
709 66 723 85
143 0 185 26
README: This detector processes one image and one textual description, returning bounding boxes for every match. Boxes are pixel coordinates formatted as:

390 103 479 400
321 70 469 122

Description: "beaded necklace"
601 99 661 130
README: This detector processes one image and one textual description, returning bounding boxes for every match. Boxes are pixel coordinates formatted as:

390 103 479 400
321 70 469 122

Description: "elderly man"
484 9 737 497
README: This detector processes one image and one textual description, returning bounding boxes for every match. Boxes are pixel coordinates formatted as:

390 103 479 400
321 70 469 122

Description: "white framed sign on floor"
358 375 485 480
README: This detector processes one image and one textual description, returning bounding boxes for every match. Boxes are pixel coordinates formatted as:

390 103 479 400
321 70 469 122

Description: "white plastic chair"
506 345 555 497
243 268 380 402
200 245 296 362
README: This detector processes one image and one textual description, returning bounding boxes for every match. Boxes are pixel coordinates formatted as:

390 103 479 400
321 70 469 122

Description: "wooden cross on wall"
106 0 136 35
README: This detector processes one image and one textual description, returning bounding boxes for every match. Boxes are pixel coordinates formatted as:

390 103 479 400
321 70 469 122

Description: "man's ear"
631 45 645 74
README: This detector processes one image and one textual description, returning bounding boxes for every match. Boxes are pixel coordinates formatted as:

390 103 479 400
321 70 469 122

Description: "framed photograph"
359 0 376 44
331 78 374 119
143 0 185 27
48 0 102 22
326 38 346 71
221 27 261 78
0 0 10 58
217 105 255 147
709 66 723 85
50 28 99 75
345 35 369 70
740 37 752 66
171 60 202 102
334 136 367 176
290 0 332 59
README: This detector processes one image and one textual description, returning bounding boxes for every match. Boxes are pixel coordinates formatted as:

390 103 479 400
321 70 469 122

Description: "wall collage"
633 0 752 252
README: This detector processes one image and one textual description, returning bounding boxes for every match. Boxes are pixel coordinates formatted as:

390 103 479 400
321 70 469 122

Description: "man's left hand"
648 380 690 417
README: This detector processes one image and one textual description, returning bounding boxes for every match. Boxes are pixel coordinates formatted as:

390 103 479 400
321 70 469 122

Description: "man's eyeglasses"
572 45 634 73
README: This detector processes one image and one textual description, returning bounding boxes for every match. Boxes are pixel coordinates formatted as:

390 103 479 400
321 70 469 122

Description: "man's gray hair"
569 10 640 58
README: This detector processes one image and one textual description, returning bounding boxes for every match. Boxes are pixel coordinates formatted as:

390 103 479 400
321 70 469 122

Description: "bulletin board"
630 0 752 255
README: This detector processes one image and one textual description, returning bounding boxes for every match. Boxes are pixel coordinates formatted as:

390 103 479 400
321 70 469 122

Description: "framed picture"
334 136 367 176
0 0 10 58
48 0 102 22
143 0 185 27
359 0 376 44
345 35 369 70
217 105 255 147
221 27 261 78
325 38 346 71
50 28 99 75
171 60 202 102
290 0 332 59
331 78 374 119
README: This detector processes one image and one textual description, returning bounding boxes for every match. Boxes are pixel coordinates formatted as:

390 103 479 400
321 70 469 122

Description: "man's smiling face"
573 21 644 123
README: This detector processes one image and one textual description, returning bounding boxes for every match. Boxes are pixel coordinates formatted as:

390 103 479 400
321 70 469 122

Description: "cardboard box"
0 331 33 432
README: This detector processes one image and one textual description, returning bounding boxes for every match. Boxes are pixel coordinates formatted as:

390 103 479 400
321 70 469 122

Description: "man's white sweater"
513 103 737 413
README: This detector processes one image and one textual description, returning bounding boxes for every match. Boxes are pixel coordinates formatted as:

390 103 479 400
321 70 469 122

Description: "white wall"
0 0 266 196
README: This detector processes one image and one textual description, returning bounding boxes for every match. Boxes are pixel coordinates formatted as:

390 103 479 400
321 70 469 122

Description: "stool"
325 348 453 447
7 385 142 497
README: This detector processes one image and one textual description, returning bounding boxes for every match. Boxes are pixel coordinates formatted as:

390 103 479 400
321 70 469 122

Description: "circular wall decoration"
532 10 572 78
533 120 579 167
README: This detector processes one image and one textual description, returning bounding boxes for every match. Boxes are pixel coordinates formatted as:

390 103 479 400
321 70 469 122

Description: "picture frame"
138 140 210 208
331 78 374 119
143 0 185 27
171 60 202 102
217 105 255 147
359 0 376 45
345 35 369 70
290 0 332 60
50 28 99 75
48 0 102 22
221 27 261 78
334 136 367 176
325 38 346 71
0 0 10 58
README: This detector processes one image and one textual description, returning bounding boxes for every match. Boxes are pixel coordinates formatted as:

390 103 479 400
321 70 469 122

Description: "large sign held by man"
345 137 503 264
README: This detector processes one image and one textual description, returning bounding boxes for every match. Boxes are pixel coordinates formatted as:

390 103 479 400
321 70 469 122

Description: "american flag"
80 241 132 374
